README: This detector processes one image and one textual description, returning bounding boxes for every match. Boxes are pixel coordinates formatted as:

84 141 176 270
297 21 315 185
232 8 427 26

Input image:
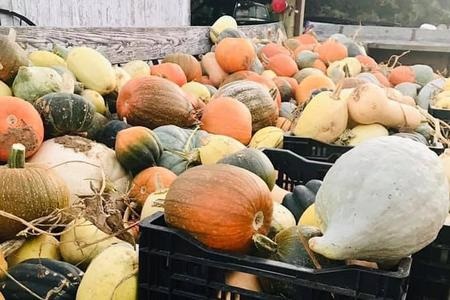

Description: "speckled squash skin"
309 136 450 262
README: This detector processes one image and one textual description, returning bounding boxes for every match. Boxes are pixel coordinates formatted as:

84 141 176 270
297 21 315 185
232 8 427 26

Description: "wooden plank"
0 0 190 27
0 23 286 64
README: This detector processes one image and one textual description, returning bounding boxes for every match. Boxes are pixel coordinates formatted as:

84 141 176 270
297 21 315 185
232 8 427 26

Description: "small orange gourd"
215 38 256 73
151 63 187 86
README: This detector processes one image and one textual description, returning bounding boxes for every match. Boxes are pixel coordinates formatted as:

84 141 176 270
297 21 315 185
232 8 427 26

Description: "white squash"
140 189 168 221
12 66 63 102
0 80 11 96
122 60 150 79
60 218 122 268
28 50 67 68
199 134 246 165
81 89 107 114
29 135 131 204
182 81 211 103
114 66 131 93
439 150 450 202
249 126 284 149
210 16 238 43
66 46 116 95
309 136 449 262
293 90 348 143
7 234 60 267
76 243 138 300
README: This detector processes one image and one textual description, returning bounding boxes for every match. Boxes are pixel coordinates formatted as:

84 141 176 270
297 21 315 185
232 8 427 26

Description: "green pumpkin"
86 112 109 141
282 179 322 222
0 258 83 300
154 125 209 175
254 226 343 298
218 148 276 190
115 126 163 175
34 92 96 138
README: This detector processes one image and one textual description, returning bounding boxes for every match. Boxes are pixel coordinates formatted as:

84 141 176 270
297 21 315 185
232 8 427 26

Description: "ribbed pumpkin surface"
164 164 273 253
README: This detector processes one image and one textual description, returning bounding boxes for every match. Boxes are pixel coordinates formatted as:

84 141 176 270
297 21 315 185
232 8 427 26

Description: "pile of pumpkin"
0 15 449 299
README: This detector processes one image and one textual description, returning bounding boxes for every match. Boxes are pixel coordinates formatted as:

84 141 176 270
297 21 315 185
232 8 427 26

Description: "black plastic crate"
262 148 332 191
407 225 450 300
429 106 450 124
139 212 411 300
283 135 445 163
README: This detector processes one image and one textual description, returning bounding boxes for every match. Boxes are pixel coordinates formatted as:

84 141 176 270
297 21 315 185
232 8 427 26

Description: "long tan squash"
348 83 424 129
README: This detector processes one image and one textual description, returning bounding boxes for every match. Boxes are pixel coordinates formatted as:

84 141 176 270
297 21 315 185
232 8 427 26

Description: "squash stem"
252 233 278 257
7 143 26 169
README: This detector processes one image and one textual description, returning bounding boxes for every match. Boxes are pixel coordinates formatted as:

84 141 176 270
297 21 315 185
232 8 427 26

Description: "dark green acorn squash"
282 179 322 222
218 148 276 190
0 258 83 300
86 112 108 141
254 226 343 298
96 120 131 149
115 126 163 175
34 92 96 138
154 125 209 175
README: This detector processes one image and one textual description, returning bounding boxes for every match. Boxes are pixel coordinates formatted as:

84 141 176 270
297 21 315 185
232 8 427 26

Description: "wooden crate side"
0 23 286 64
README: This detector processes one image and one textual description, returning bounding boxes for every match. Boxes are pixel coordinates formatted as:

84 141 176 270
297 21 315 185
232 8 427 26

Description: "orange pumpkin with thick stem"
201 97 252 145
164 164 273 253
215 38 256 73
151 63 187 86
388 66 415 86
162 53 202 82
262 53 298 77
314 39 348 65
129 166 177 206
259 43 291 59
0 96 44 161
295 74 336 104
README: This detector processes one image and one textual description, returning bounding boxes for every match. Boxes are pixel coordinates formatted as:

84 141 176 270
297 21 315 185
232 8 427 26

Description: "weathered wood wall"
0 0 190 27
0 22 286 64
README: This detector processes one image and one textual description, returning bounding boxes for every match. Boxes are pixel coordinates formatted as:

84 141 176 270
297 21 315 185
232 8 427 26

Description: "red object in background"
272 0 288 13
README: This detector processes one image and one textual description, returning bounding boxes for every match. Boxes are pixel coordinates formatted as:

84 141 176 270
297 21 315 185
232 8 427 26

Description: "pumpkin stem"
331 81 344 100
183 125 201 153
252 233 278 257
7 143 26 169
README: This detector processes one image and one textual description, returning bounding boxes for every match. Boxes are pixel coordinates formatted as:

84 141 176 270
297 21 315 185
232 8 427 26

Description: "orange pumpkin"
312 59 327 72
276 117 292 131
0 96 44 161
356 55 378 72
162 53 202 82
262 53 298 77
259 43 291 59
295 33 318 45
201 97 252 144
215 38 256 73
295 74 336 104
116 76 198 129
129 166 177 206
164 164 273 253
314 39 348 65
388 66 415 86
151 63 187 86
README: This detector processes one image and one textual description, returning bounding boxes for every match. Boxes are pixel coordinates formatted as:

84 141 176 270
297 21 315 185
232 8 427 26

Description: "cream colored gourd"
199 134 246 165
182 82 211 103
140 189 168 221
0 81 11 96
114 66 131 92
60 218 122 268
76 243 138 300
210 16 238 43
28 50 67 68
249 126 284 149
309 136 450 262
293 90 348 143
122 60 150 79
261 70 277 80
346 124 389 146
7 234 61 267
348 83 424 129
29 136 131 205
270 202 296 237
12 66 63 102
66 47 116 95
82 89 106 114
327 57 362 79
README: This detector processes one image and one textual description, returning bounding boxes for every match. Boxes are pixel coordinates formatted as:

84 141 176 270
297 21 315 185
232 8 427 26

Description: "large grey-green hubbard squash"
309 136 449 263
